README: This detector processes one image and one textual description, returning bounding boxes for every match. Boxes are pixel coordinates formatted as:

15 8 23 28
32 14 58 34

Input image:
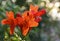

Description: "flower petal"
22 11 28 17
29 20 38 27
10 25 15 35
35 9 46 16
35 16 42 22
16 17 24 25
22 26 29 36
30 4 38 12
1 19 8 25
6 11 14 19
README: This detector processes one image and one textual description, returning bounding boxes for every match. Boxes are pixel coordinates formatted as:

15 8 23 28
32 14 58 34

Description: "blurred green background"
0 0 60 41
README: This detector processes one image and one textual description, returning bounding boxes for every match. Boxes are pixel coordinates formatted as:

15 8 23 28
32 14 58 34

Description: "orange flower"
30 4 46 16
29 4 46 22
16 11 38 36
1 11 17 35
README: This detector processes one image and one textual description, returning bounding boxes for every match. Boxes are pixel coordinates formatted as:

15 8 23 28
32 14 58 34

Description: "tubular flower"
1 11 17 35
16 11 38 36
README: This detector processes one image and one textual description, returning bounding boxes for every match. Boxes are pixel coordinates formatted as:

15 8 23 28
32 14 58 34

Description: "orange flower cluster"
1 4 46 36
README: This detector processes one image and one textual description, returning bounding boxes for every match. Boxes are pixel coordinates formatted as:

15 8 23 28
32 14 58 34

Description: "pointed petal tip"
1 19 7 25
